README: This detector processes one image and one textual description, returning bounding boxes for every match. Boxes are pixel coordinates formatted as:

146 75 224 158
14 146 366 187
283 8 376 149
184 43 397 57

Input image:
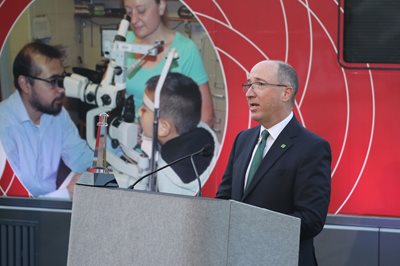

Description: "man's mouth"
53 94 65 104
249 103 260 111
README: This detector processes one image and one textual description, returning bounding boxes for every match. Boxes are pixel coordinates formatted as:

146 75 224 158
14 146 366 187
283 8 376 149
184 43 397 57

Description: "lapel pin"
281 144 286 149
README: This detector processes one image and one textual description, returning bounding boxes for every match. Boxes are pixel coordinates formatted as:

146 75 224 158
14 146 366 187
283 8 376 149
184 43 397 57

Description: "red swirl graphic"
2 0 400 217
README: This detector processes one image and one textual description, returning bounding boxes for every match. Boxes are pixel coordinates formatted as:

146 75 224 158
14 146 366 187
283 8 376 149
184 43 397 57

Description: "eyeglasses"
25 73 66 89
242 81 288 91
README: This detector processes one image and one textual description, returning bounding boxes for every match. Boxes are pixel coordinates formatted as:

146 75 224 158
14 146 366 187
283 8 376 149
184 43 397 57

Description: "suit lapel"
242 117 300 199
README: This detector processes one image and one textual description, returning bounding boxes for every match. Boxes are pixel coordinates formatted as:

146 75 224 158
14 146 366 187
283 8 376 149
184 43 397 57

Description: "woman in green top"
123 0 215 127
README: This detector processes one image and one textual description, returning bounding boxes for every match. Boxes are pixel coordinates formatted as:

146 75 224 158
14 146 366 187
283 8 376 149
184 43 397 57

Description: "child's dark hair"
146 72 202 135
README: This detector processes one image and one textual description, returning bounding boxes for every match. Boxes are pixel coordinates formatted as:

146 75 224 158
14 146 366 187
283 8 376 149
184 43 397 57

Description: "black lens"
56 76 65 88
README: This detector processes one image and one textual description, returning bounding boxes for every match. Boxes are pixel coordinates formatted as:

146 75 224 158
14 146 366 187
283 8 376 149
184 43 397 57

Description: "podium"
67 185 300 266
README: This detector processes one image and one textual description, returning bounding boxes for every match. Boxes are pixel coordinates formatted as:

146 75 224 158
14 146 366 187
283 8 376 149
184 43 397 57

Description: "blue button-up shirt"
0 91 93 196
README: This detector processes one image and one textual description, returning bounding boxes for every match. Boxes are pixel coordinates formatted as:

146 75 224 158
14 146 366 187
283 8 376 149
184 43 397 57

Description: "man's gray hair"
276 61 298 105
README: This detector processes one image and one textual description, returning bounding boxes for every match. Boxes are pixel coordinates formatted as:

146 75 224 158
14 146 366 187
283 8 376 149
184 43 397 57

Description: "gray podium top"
68 185 300 266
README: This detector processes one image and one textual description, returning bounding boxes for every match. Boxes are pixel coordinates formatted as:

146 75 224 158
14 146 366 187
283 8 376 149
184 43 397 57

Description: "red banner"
2 0 400 217
0 142 31 197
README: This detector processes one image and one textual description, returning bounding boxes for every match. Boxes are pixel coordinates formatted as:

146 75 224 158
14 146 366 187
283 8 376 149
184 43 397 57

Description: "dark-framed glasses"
242 81 288 91
25 73 66 89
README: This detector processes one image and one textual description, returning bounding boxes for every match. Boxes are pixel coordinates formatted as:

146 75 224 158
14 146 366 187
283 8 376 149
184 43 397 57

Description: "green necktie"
245 130 269 191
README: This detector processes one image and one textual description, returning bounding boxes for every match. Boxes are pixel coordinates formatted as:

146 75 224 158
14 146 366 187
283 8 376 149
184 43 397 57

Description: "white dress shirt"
244 112 293 189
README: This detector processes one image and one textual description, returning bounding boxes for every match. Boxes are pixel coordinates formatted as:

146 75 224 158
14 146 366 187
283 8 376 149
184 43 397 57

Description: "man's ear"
282 86 293 102
18 75 32 94
158 118 172 138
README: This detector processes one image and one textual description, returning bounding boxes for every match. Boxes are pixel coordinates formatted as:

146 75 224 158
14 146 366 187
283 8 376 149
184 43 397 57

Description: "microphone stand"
128 145 210 194
190 155 202 197
129 152 195 190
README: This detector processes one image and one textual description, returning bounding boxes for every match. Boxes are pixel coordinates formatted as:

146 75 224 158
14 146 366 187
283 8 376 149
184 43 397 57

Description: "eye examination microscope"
61 15 177 190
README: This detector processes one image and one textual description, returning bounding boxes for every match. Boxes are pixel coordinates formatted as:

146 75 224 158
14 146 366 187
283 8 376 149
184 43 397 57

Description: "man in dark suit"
216 60 331 266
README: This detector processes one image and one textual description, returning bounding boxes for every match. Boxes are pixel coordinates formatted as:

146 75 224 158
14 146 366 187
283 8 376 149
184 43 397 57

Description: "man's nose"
245 86 256 97
56 84 65 91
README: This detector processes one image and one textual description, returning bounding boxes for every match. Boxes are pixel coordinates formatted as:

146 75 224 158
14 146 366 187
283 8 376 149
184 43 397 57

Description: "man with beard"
0 42 93 199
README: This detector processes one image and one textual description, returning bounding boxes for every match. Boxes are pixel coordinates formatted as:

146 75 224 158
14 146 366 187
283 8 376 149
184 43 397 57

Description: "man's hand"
67 173 82 199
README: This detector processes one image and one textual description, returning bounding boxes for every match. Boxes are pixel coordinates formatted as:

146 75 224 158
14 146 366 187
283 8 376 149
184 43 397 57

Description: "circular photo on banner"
0 0 227 197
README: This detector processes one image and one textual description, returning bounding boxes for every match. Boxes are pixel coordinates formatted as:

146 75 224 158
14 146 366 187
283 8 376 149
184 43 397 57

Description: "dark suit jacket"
217 116 331 266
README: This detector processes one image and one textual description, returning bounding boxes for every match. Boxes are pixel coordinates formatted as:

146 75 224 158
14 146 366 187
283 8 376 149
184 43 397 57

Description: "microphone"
128 144 213 195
